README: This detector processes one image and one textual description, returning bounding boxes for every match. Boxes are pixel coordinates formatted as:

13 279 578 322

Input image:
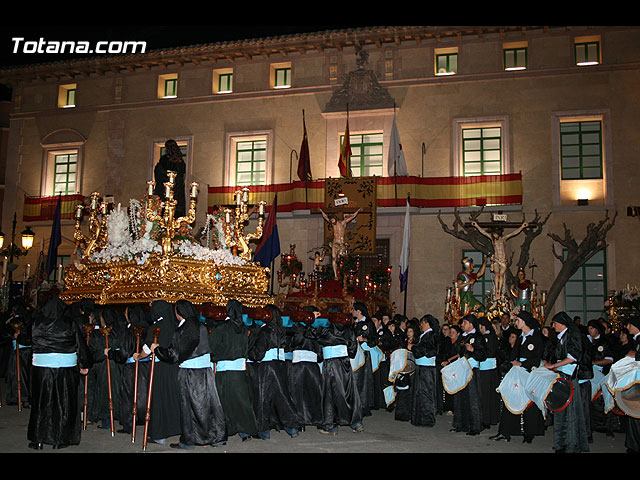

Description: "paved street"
0 377 627 455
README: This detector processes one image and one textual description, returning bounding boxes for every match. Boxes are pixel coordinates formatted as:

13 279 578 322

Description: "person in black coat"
27 297 93 450
477 316 501 430
352 301 377 417
408 314 439 427
491 310 545 443
152 300 227 449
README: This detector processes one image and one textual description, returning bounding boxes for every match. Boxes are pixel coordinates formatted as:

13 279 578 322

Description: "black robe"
553 325 590 453
288 321 324 427
453 328 487 434
155 313 227 446
409 328 438 427
588 333 616 435
497 329 546 439
27 298 92 447
374 324 395 411
478 329 501 428
248 310 299 435
316 321 363 431
143 300 182 441
209 301 259 438
353 316 377 416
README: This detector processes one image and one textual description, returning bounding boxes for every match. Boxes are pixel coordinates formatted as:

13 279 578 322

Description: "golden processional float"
60 172 273 307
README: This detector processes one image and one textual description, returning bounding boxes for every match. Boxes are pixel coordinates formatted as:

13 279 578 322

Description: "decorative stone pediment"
324 47 395 113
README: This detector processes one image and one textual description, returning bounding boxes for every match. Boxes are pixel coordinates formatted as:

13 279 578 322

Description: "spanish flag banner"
23 194 85 222
207 173 522 212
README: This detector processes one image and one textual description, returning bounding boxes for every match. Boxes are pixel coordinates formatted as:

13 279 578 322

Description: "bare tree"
545 210 617 317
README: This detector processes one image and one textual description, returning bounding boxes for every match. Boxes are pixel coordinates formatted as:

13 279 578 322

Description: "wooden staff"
11 322 23 412
99 325 115 437
81 324 93 430
142 327 161 452
131 326 144 444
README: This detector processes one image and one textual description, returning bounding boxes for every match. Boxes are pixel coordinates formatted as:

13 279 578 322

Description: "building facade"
0 25 638 322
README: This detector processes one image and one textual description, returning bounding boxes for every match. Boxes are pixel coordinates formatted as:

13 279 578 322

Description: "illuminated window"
58 84 76 108
214 68 233 94
462 127 502 176
435 48 458 76
560 120 602 179
575 40 600 66
158 73 178 99
236 139 267 186
271 62 292 89
340 132 384 177
504 47 527 71
53 153 78 195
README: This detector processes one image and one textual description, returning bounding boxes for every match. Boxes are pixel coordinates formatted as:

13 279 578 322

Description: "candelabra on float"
222 187 266 262
145 171 199 257
74 192 110 261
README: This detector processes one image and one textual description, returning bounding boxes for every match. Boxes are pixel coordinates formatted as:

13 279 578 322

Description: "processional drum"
387 348 415 383
496 365 531 415
525 367 573 418
441 357 472 395
607 356 640 419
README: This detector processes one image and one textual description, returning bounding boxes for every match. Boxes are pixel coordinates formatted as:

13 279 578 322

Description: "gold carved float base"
59 253 274 307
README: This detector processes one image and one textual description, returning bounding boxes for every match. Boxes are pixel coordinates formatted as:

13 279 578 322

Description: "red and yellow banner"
23 194 85 222
207 174 522 211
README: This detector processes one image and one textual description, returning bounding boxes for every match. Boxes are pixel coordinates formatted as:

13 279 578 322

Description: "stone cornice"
0 26 560 85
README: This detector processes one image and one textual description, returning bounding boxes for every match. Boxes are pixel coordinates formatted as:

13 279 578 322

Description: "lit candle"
57 264 63 283
147 181 155 196
225 211 231 223
236 191 242 205
76 204 84 220
165 183 171 198
26 263 31 278
117 203 121 213
91 196 97 210
259 202 265 216
2 256 7 277
101 203 108 215
243 190 248 203
190 182 198 198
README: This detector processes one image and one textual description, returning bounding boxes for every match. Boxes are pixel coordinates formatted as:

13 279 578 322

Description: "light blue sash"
32 352 77 368
312 318 329 328
126 356 151 364
262 347 286 362
323 344 348 359
216 358 247 372
467 357 480 369
281 316 293 328
479 357 497 371
415 356 436 367
557 363 577 376
292 350 318 363
284 351 293 361
179 353 211 369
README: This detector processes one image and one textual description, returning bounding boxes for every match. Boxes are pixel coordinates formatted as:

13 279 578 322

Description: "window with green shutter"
340 133 384 177
560 120 603 180
504 47 527 71
236 140 267 186
436 52 458 75
274 67 291 88
575 41 600 66
462 127 502 176
53 153 78 195
563 249 607 322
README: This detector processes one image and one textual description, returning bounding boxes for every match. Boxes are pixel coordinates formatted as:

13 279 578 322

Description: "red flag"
297 111 312 181
338 116 352 177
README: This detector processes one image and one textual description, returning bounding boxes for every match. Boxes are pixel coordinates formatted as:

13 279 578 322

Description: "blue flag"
45 195 62 276
399 196 410 292
254 194 280 268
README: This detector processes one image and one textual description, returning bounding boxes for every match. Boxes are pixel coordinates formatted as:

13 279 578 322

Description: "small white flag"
388 113 408 177
399 197 411 292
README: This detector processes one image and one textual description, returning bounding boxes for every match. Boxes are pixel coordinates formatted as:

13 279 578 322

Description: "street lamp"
0 213 36 284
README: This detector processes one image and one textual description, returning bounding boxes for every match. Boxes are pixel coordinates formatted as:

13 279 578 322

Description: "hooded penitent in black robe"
6 302 33 407
478 317 501 429
353 315 377 417
586 320 616 436
288 317 324 428
551 312 590 453
154 300 227 447
452 316 487 435
27 297 92 448
209 300 258 439
496 317 545 441
248 305 300 438
373 322 395 411
143 300 182 442
109 305 151 434
316 318 363 433
409 316 439 427
87 307 127 428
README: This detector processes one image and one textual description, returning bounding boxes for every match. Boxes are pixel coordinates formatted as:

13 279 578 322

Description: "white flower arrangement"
175 240 245 266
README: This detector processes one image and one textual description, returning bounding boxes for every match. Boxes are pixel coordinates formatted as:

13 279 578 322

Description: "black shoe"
28 442 43 450
466 430 480 436
523 435 533 444
53 444 68 449
450 428 463 433
489 433 510 442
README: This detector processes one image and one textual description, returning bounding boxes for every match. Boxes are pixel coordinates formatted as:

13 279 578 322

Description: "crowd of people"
0 294 639 453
